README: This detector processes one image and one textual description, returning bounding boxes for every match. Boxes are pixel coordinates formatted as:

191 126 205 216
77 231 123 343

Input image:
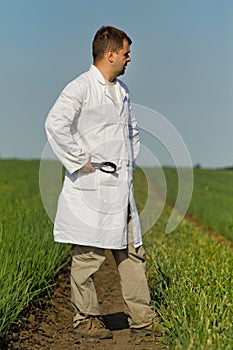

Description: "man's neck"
94 62 116 83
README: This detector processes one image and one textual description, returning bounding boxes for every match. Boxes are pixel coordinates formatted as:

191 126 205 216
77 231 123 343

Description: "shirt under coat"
45 65 142 249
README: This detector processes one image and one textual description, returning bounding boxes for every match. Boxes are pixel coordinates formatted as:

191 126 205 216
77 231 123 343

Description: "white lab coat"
45 65 142 249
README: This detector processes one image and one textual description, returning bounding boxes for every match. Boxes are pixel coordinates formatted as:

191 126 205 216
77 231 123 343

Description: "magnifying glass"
91 162 117 173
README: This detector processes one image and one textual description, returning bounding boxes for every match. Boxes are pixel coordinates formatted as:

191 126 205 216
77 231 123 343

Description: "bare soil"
5 251 163 350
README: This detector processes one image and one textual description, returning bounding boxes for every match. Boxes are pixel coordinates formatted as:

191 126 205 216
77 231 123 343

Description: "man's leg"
70 245 105 327
71 245 112 339
112 219 155 329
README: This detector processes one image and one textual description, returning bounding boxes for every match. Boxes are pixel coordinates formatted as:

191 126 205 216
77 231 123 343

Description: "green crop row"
0 160 71 339
144 210 233 350
134 167 233 349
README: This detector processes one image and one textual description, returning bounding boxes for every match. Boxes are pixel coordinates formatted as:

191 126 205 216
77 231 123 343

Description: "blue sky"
0 0 232 168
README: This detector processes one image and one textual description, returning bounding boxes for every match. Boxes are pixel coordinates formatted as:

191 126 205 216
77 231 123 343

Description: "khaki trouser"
71 219 154 329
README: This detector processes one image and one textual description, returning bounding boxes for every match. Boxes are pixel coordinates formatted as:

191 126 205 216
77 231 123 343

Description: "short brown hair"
92 26 132 62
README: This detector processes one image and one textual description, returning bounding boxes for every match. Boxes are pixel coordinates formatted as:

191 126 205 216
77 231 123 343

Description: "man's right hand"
80 154 96 173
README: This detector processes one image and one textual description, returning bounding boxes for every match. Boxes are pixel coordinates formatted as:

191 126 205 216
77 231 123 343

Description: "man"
45 26 158 339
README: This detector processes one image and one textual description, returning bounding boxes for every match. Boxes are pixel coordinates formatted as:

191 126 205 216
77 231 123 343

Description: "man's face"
113 39 131 77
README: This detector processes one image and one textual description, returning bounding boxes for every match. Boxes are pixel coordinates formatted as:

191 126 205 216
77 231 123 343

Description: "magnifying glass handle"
91 162 100 169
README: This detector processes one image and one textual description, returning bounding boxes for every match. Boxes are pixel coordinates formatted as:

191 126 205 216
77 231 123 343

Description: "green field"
163 167 233 241
0 160 233 349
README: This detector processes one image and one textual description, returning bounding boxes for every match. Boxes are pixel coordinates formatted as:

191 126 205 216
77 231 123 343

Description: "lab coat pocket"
69 170 97 190
96 171 119 203
96 171 119 187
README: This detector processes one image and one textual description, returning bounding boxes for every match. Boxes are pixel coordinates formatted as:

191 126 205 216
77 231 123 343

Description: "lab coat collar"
89 64 126 112
89 64 107 85
89 65 119 86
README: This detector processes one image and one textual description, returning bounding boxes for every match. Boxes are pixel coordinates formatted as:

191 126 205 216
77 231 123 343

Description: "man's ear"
106 49 115 63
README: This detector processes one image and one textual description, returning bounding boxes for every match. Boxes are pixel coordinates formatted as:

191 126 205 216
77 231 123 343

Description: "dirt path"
6 251 163 350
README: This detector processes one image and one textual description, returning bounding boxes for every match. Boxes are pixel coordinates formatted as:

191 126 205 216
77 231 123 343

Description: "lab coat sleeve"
45 80 88 174
128 102 140 170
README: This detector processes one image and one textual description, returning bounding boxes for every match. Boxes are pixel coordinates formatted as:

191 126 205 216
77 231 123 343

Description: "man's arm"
45 80 92 174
